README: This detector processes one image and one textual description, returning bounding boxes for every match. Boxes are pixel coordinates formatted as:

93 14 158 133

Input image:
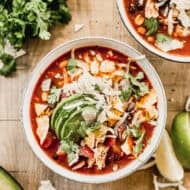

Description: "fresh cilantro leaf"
47 86 61 105
133 132 145 155
0 0 71 76
94 84 102 91
66 58 77 71
156 33 171 43
59 140 79 164
135 72 144 80
144 17 159 36
126 124 142 138
77 121 100 137
0 53 16 76
124 72 149 98
120 88 133 102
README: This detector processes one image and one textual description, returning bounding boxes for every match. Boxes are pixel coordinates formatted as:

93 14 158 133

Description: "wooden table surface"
0 0 189 189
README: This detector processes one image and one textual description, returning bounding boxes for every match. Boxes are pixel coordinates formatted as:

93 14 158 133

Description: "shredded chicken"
145 0 159 18
94 145 109 170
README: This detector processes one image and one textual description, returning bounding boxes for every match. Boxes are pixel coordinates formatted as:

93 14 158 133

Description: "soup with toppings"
30 46 158 174
124 0 190 56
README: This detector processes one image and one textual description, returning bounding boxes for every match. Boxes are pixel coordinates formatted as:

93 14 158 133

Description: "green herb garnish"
59 140 79 164
120 88 133 102
47 86 61 105
122 71 149 100
0 0 71 76
66 58 77 71
133 132 145 155
0 53 16 76
94 84 103 91
156 33 171 43
144 17 159 36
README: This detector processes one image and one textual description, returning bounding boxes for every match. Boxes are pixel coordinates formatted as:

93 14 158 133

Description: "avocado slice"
50 94 83 128
60 109 83 140
54 108 76 139
0 167 23 190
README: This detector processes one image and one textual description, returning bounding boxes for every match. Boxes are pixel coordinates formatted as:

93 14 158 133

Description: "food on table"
0 166 23 190
0 0 71 76
38 180 56 190
155 129 184 182
171 112 190 169
30 46 159 174
124 0 190 56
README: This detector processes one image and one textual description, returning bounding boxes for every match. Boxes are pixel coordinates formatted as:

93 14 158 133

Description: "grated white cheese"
178 10 190 28
38 180 56 190
41 79 51 91
74 24 84 32
155 38 184 52
145 0 159 18
170 0 190 10
62 70 122 123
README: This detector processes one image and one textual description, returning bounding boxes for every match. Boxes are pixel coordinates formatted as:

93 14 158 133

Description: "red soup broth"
123 0 190 56
30 46 155 174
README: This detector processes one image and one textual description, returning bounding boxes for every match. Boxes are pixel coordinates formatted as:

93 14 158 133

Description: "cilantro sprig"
0 0 71 76
120 71 149 101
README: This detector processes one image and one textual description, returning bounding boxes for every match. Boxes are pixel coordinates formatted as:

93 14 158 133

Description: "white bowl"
22 37 167 183
116 0 190 63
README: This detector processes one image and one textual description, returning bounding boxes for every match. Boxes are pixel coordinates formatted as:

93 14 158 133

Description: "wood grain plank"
0 0 189 189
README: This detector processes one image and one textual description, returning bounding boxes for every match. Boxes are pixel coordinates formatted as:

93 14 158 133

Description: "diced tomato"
42 132 56 149
47 71 56 78
58 153 66 162
142 122 155 144
105 138 116 147
79 146 94 159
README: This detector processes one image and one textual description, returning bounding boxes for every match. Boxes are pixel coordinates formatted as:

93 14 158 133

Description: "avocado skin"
0 167 23 190
171 112 190 169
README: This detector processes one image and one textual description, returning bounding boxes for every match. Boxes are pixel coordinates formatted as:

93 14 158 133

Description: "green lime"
171 112 190 169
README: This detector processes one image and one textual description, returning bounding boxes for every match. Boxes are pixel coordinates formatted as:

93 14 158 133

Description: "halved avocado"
0 167 23 190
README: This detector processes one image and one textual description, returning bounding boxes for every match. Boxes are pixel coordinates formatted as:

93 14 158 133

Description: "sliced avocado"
60 109 83 140
0 167 23 190
53 99 96 138
50 94 83 128
54 108 76 139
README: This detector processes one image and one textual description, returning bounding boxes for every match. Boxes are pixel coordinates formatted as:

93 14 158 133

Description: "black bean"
129 3 137 14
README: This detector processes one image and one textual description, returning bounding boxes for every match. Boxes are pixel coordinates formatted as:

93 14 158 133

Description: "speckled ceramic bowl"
22 37 167 183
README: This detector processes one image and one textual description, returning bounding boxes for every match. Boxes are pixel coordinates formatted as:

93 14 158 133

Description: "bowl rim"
116 0 190 63
21 36 167 184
